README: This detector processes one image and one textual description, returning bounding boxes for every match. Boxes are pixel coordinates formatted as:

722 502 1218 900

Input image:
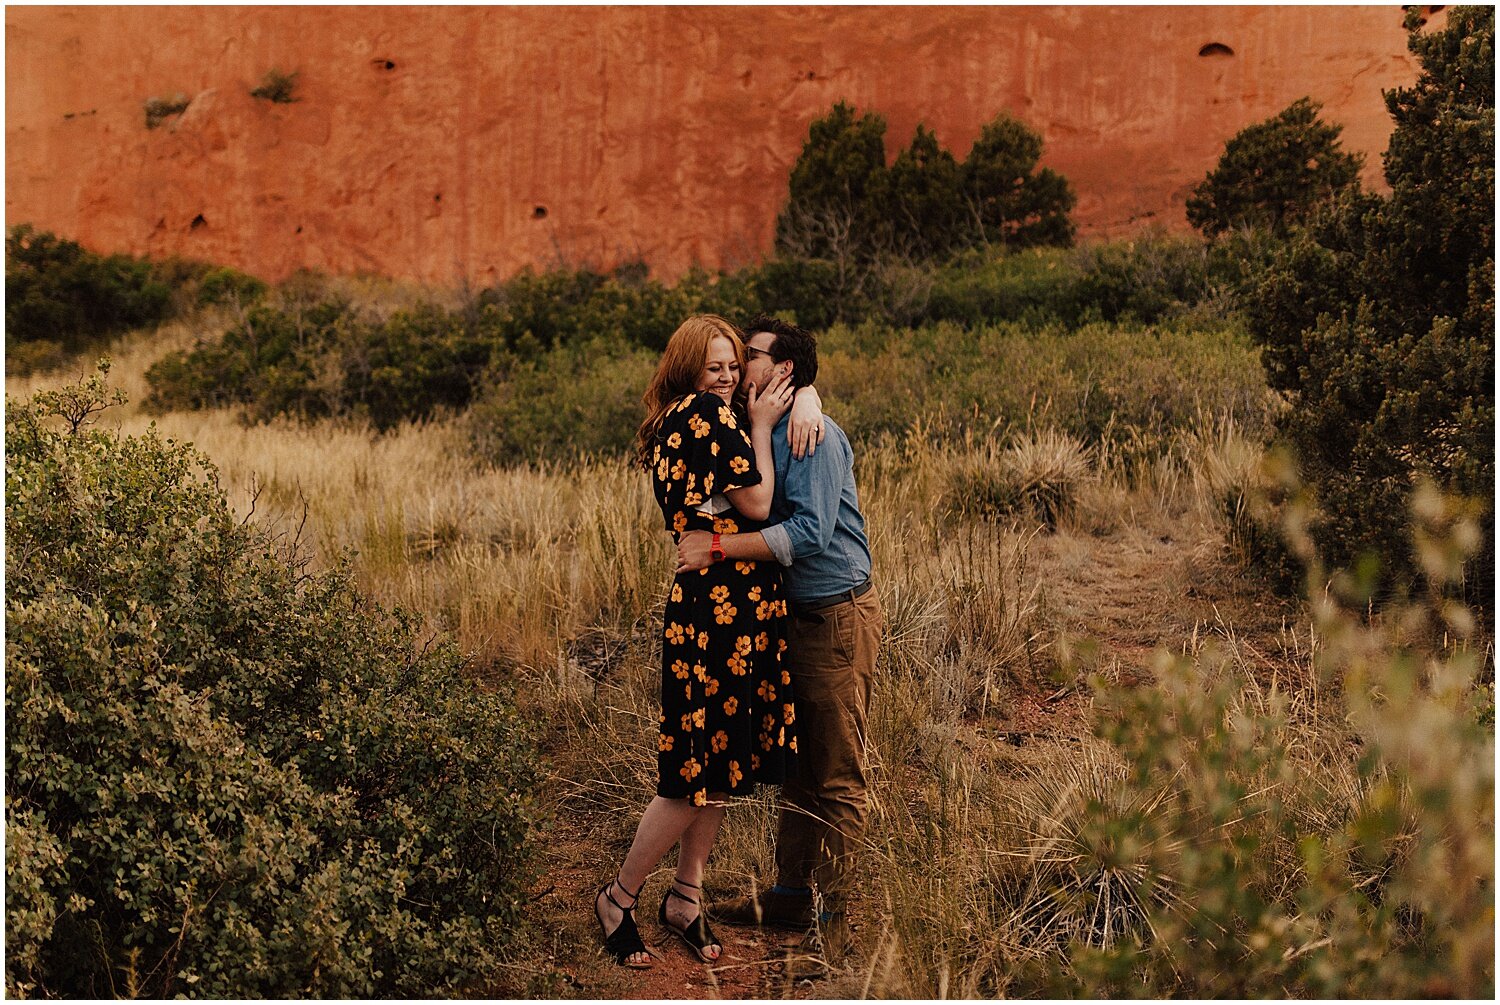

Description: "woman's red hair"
635 314 745 469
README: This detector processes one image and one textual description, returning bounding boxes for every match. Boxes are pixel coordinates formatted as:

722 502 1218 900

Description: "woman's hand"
746 371 795 430
788 385 826 460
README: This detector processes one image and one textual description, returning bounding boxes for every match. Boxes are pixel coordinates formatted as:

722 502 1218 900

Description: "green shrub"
6 225 174 371
1187 97 1364 237
774 100 892 263
920 235 1251 330
809 318 1273 453
1247 6 1494 605
960 112 1076 249
5 367 542 997
883 124 967 260
775 102 1075 273
467 337 657 463
143 94 190 128
196 265 268 307
1049 481 1493 997
250 68 299 104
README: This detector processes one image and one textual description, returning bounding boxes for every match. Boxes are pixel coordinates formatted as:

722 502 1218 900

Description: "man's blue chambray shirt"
758 411 872 603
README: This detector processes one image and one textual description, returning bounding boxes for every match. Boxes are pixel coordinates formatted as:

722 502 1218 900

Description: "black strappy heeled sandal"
659 878 723 963
595 875 653 969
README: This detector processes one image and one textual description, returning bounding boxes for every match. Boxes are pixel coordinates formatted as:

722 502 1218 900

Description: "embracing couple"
592 314 882 978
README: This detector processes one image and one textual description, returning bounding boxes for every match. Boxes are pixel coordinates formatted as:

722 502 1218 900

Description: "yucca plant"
1001 744 1184 955
1003 429 1091 529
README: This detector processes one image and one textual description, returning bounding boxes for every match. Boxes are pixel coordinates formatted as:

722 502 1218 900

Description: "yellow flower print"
734 635 752 656
667 431 682 449
680 757 702 781
756 601 773 621
735 560 753 575
714 602 738 625
671 659 691 680
714 517 739 535
710 585 730 603
776 600 788 617
763 714 776 732
684 491 704 507
719 405 740 430
659 733 675 752
702 473 714 494
760 732 773 752
673 510 688 534
729 455 750 475
728 760 743 786
657 458 670 480
671 459 688 481
684 683 692 700
777 726 786 747
698 632 710 650
758 679 778 702
723 696 739 716
681 713 695 732
751 753 762 771
653 445 662 464
711 729 729 753
704 676 720 697
790 736 798 754
676 397 694 413
727 652 748 676
781 669 790 686
748 585 762 603
783 703 795 725
671 583 683 603
710 441 720 456
778 638 788 654
689 414 712 438
685 472 696 492
755 632 769 652
693 662 710 683
692 708 706 729
665 622 686 645
693 789 707 807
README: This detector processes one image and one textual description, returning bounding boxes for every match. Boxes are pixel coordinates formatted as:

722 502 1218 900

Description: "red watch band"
710 532 726 563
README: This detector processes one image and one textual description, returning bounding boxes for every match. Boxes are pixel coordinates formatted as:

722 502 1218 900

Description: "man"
676 314 881 977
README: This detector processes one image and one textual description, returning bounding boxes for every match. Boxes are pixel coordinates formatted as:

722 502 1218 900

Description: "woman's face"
696 334 740 403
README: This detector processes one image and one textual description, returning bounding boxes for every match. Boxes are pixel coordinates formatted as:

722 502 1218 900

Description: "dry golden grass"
11 322 1490 998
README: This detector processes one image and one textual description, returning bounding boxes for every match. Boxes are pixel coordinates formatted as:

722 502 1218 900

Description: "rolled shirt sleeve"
761 523 795 566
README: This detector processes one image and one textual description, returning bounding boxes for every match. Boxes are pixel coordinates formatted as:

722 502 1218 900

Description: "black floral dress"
649 392 796 806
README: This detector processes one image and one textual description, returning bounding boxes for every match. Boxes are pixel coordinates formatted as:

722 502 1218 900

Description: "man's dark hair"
743 313 818 388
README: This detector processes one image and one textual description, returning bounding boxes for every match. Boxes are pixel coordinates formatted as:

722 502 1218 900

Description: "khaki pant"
775 585 882 914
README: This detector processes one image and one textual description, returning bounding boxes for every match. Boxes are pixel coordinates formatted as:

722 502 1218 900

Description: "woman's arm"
724 373 793 521
787 385 826 460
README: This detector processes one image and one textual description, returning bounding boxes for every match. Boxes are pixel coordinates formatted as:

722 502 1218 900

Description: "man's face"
744 331 790 393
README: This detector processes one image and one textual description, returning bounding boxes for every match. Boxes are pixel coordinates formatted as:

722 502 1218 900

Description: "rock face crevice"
6 6 1431 283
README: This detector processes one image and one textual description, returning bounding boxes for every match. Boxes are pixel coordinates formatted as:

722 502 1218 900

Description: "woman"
593 314 817 968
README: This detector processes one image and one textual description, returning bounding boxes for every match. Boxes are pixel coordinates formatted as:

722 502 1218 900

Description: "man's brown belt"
791 577 873 616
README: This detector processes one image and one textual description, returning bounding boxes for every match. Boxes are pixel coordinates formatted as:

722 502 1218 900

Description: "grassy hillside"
6 250 1491 995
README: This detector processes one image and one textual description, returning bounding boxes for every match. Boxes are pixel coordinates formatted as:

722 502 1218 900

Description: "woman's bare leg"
664 794 728 959
598 795 718 966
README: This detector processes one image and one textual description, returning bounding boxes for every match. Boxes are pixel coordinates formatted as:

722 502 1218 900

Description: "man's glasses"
744 346 775 361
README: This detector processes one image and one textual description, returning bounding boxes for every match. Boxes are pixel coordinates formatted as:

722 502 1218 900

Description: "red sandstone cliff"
5 6 1439 285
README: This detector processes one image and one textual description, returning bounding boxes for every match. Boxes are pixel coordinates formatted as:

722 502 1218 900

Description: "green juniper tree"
960 112 1076 249
1187 97 1364 237
1247 6 1494 604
